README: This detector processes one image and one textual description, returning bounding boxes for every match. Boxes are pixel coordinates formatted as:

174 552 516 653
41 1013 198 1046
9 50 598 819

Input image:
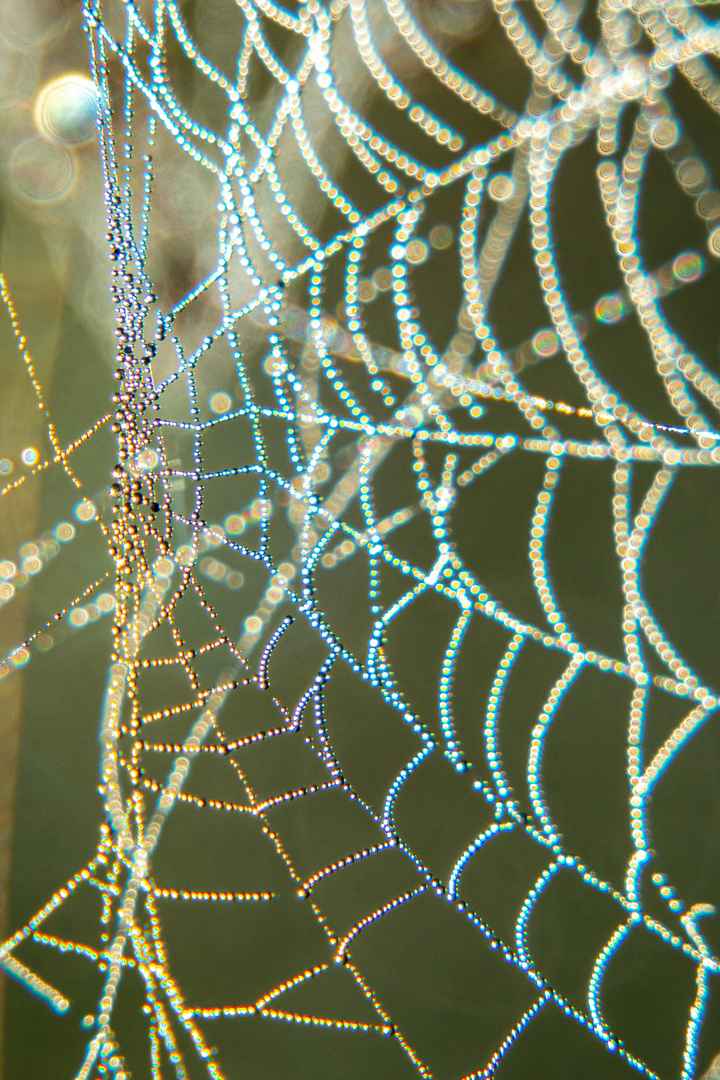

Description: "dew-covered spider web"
3 0 720 1076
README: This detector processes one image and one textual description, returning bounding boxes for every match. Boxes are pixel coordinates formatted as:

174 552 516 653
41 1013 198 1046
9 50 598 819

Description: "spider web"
3 0 720 1077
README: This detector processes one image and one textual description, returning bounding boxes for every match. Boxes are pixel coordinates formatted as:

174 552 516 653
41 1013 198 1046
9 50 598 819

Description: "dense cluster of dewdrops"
2 0 720 1077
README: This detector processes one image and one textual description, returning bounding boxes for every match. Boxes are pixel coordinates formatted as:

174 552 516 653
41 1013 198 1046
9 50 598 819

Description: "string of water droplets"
3 0 720 1076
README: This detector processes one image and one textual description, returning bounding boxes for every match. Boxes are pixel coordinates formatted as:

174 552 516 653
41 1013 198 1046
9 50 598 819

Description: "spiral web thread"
3 0 720 1076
